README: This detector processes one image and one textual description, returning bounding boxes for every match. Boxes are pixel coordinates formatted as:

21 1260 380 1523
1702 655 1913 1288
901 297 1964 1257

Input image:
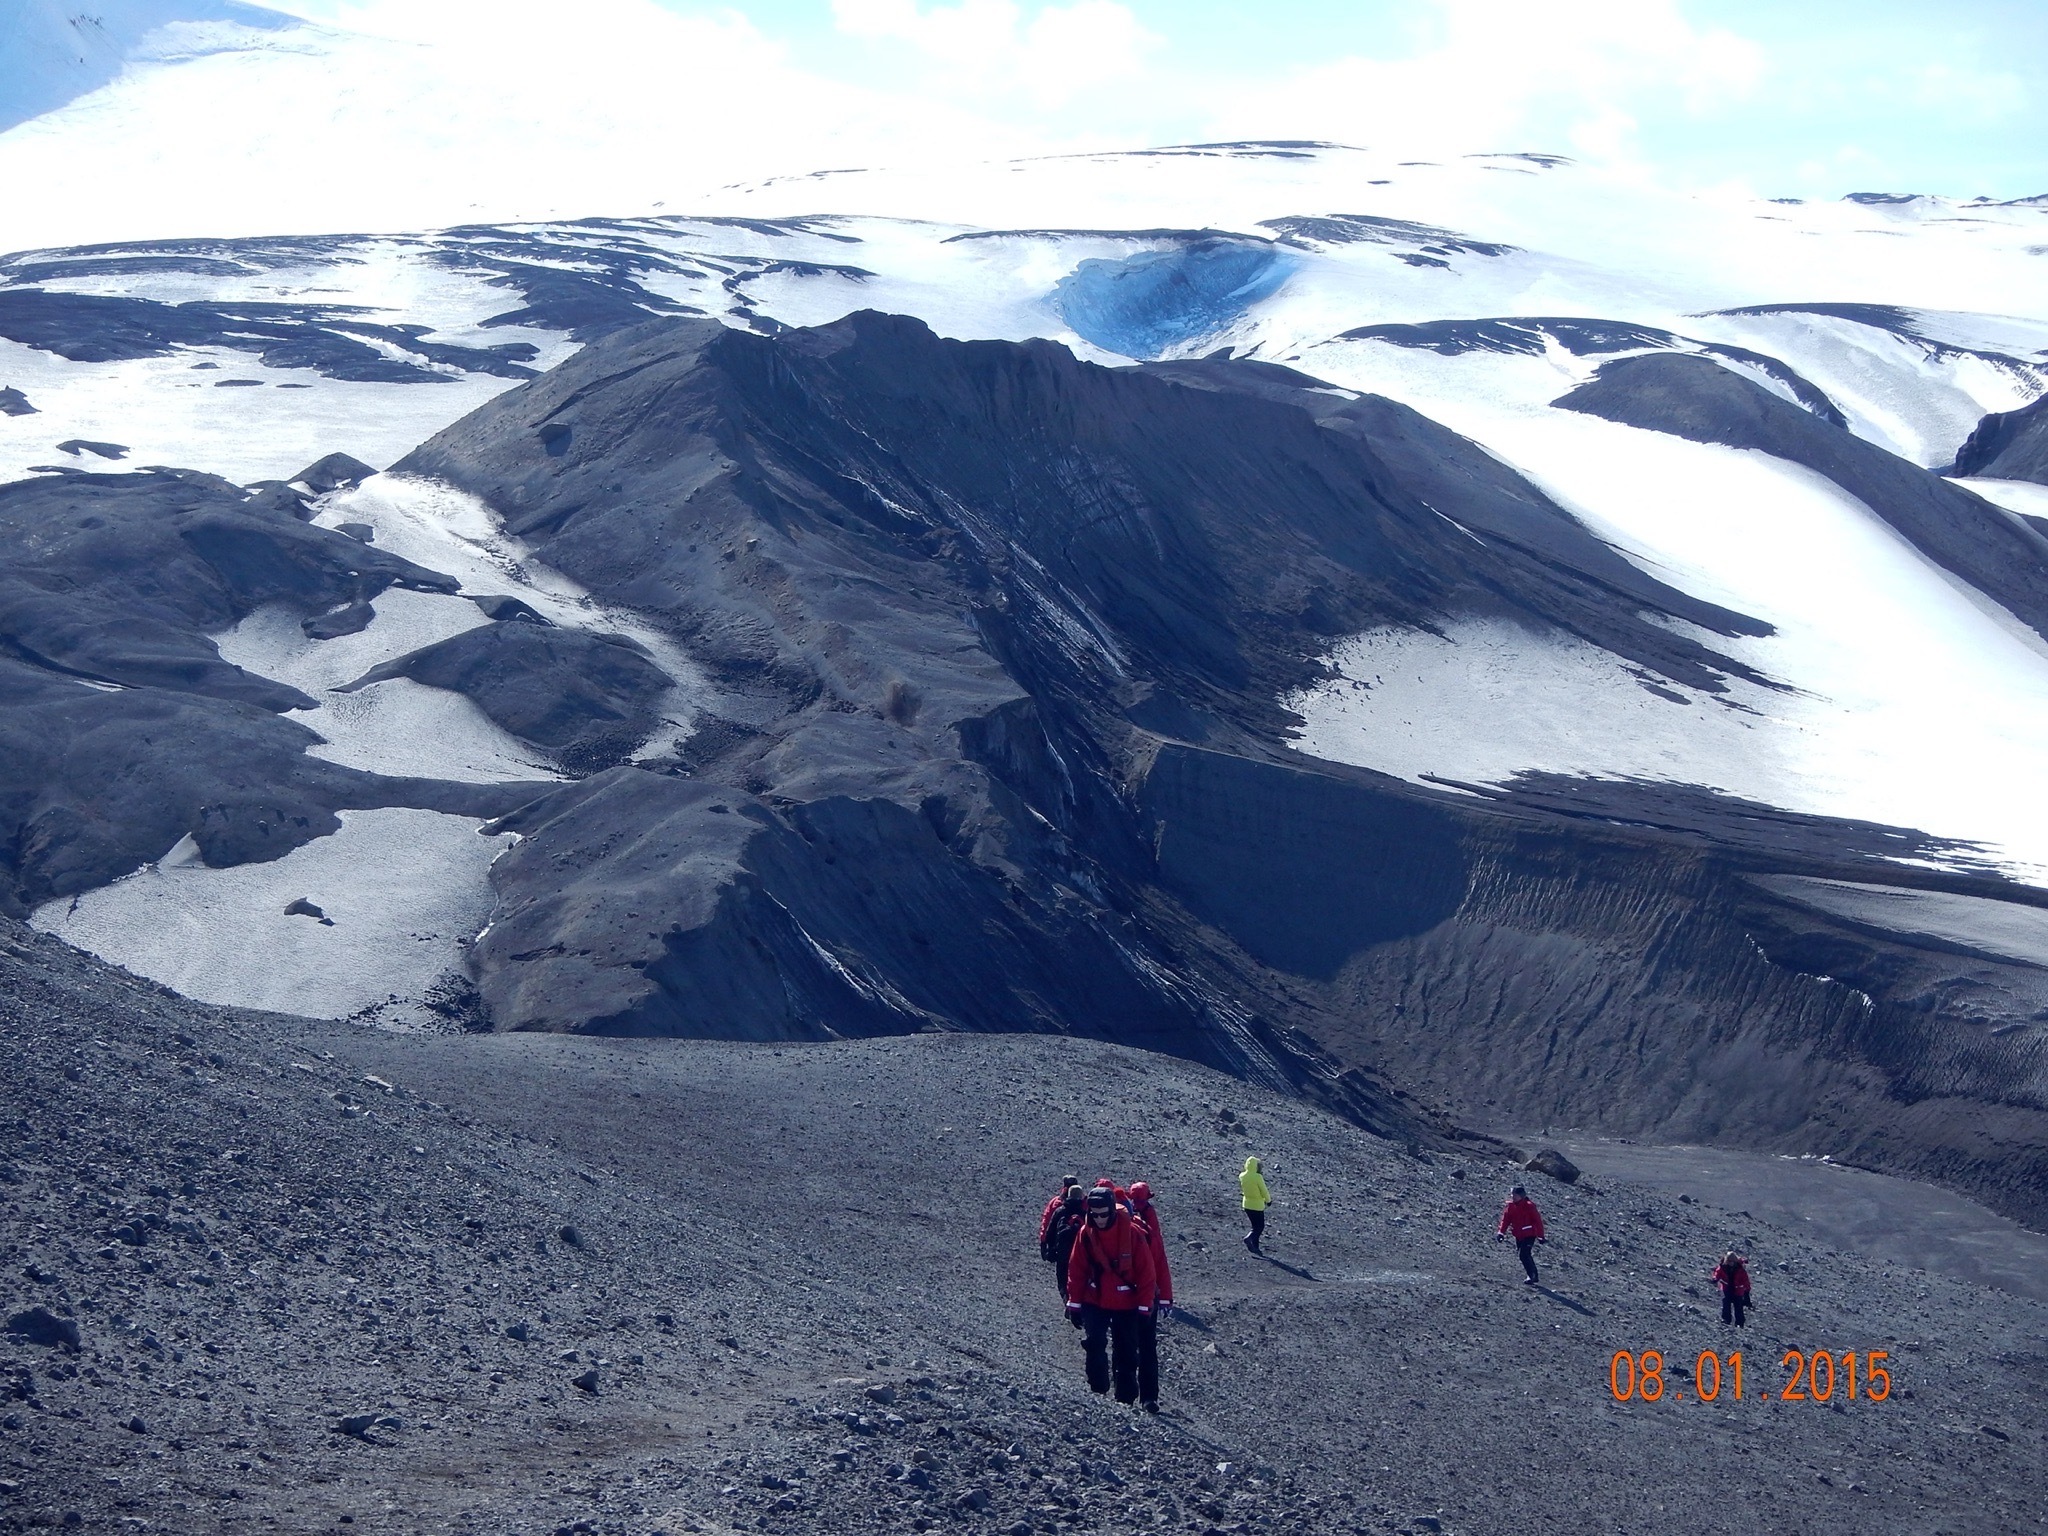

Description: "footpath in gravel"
3 917 2044 1535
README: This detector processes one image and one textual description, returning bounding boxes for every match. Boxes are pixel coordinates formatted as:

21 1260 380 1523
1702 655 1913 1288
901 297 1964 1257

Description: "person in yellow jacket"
1239 1155 1271 1253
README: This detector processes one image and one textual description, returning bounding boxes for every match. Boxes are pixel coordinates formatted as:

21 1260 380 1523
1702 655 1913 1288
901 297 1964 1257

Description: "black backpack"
1041 1195 1085 1263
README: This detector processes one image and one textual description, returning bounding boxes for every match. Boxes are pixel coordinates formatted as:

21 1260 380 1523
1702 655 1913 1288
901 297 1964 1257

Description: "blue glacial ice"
1051 237 1296 360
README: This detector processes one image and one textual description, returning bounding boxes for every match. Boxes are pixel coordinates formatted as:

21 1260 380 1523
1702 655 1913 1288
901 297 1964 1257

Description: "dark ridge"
1710 301 2048 383
0 385 33 415
56 438 127 460
1555 351 2048 643
1843 192 1924 205
0 254 257 284
338 624 673 772
0 468 454 709
1466 152 1573 167
1260 213 1516 257
1339 316 1846 425
0 288 538 381
0 652 543 915
941 226 1250 245
1947 392 2048 485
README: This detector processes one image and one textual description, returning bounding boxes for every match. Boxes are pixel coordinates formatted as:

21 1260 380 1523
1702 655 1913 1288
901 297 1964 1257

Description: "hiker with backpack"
1127 1180 1173 1413
1239 1155 1270 1253
1039 1178 1085 1299
1496 1184 1547 1284
1066 1185 1159 1408
1712 1249 1753 1326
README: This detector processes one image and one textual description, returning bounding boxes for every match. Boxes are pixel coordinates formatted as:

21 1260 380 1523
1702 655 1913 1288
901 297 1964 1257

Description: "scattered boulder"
283 898 333 925
0 387 33 417
1523 1148 1581 1184
469 593 552 625
333 521 377 543
571 1367 600 1395
56 439 127 461
302 601 376 639
294 453 378 494
4 1307 80 1350
557 1225 585 1249
505 1321 531 1341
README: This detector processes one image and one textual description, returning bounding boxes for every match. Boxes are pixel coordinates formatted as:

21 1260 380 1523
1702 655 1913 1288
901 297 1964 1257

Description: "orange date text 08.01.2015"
1608 1350 1893 1403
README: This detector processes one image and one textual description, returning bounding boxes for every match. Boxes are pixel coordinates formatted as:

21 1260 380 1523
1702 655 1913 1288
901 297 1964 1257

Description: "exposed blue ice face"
1051 238 1295 360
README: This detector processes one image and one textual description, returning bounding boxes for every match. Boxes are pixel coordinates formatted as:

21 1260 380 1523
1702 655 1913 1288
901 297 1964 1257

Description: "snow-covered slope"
0 0 300 135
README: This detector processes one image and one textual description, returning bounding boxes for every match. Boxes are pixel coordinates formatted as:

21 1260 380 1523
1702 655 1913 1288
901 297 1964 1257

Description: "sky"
271 0 2048 200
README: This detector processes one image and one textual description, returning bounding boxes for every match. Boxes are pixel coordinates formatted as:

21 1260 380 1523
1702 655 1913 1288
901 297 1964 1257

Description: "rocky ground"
3 916 2044 1536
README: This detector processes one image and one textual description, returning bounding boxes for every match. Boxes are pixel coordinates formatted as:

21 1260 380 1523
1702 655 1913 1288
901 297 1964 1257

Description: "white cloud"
1204 0 1766 164
832 0 1160 108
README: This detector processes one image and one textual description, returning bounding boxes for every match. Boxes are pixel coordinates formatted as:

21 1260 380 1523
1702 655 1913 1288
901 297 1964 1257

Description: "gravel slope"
2 918 2043 1535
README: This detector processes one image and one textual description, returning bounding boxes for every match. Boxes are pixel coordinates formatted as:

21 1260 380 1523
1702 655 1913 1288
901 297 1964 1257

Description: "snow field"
31 807 510 1022
1284 404 2048 884
213 591 558 783
308 474 714 763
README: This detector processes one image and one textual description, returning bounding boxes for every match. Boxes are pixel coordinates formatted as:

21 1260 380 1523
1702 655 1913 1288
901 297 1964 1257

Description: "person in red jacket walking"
1126 1180 1173 1413
1066 1185 1158 1406
1496 1184 1547 1284
1712 1250 1753 1326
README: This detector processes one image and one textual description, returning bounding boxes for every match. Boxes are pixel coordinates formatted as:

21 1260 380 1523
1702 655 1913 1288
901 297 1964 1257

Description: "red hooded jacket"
1712 1259 1751 1300
1129 1197 1173 1306
1498 1196 1545 1240
1065 1207 1158 1314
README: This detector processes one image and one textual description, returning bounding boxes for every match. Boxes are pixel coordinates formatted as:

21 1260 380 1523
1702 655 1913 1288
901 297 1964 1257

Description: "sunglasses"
1088 1209 1115 1221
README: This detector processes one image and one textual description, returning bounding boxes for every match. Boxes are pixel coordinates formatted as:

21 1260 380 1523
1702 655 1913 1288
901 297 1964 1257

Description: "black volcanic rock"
340 623 674 771
1949 391 2048 485
390 311 1771 1069
1555 351 2048 644
293 451 377 493
55 438 126 460
0 468 457 708
376 310 2048 1218
0 654 538 915
0 385 34 416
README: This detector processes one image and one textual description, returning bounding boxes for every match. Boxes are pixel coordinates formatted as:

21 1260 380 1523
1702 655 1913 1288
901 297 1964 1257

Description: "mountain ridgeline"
371 311 2048 1223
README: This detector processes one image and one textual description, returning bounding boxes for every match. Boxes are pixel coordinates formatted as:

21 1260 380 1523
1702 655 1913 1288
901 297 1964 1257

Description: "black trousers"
1721 1293 1747 1326
1245 1208 1265 1251
1515 1237 1540 1282
1054 1250 1071 1300
1082 1306 1141 1403
1135 1307 1159 1407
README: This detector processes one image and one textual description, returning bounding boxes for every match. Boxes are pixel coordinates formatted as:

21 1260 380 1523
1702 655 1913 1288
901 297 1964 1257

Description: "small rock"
335 1413 380 1438
558 1225 586 1249
1007 1524 1033 1536
760 1474 788 1490
1980 1425 2010 1441
283 898 332 924
1414 1518 1443 1533
571 1368 600 1395
864 1383 897 1405
954 1487 991 1512
506 1321 531 1342
126 1415 147 1434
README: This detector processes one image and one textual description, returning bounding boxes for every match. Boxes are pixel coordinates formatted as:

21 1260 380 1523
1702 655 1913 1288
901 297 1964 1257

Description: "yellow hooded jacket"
1239 1156 1270 1211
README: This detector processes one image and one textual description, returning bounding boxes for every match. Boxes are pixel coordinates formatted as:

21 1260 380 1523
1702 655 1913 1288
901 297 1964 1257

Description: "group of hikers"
1038 1161 1757 1412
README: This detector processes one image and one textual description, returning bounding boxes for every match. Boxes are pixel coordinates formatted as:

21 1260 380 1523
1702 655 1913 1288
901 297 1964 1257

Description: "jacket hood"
1243 1156 1260 1174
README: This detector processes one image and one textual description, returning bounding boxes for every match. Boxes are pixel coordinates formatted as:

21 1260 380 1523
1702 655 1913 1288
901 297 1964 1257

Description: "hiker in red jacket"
1712 1250 1753 1326
1127 1180 1173 1413
1066 1185 1158 1406
1496 1184 1547 1284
